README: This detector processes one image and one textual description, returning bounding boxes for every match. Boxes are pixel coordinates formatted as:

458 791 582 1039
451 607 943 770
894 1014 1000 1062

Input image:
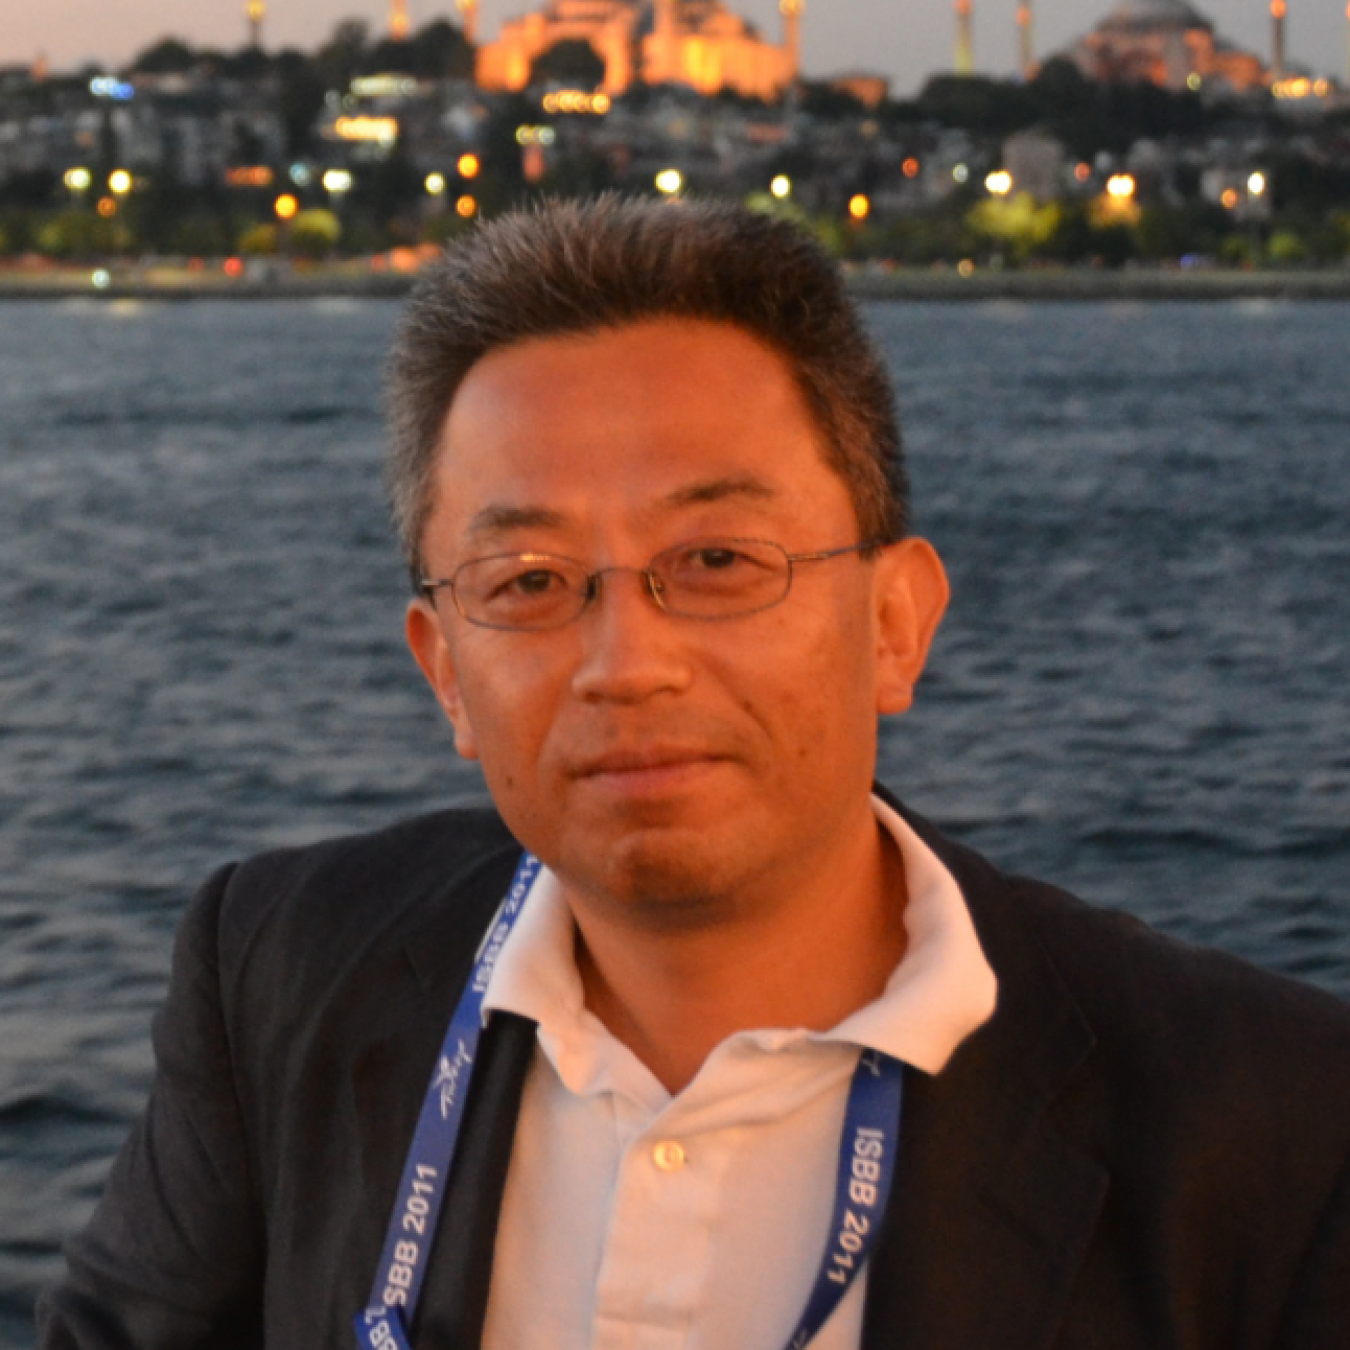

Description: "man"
41 198 1350 1349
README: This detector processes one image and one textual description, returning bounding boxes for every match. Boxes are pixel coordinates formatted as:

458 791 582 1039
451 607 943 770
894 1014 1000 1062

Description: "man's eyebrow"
465 504 569 541
661 475 781 510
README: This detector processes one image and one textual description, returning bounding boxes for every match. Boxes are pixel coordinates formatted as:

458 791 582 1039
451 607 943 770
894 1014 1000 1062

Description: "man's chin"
557 826 754 930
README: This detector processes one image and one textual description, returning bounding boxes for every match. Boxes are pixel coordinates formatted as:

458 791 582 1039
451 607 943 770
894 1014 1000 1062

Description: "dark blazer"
39 794 1350 1349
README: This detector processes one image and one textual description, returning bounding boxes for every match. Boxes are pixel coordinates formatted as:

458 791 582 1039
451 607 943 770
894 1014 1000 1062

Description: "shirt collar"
482 795 998 1083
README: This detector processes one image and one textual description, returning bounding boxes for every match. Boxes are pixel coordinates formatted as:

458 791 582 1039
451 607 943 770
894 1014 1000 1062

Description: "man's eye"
499 568 565 597
683 546 751 572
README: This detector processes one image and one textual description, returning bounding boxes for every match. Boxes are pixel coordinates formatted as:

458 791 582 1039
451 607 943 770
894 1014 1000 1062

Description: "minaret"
955 0 974 76
391 0 410 42
456 0 480 45
780 0 803 84
246 0 265 49
1016 1 1033 79
1270 0 1286 81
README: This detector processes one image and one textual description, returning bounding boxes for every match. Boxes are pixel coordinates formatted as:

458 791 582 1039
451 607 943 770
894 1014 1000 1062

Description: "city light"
91 269 111 289
771 175 792 199
334 116 398 145
89 76 134 101
274 194 299 220
655 168 684 196
425 173 447 195
456 195 478 218
952 163 969 184
1247 172 1267 197
458 153 481 178
848 194 871 221
109 170 133 195
225 166 274 188
351 75 417 98
515 126 557 145
323 169 354 194
957 259 976 277
97 197 117 218
1106 173 1136 199
223 257 245 278
542 91 611 115
1222 188 1239 209
902 157 920 178
985 170 1013 196
1187 73 1203 91
289 164 313 187
1074 162 1091 183
63 167 92 192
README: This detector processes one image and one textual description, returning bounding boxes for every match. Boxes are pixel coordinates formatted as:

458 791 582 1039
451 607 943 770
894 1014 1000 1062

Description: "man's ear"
405 597 480 761
873 538 949 716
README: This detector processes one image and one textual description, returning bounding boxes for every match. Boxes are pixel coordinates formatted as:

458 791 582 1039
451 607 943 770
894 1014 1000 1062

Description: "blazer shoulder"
185 807 523 1000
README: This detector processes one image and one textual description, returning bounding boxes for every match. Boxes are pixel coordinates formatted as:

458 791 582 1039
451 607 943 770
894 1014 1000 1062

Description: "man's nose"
569 568 693 703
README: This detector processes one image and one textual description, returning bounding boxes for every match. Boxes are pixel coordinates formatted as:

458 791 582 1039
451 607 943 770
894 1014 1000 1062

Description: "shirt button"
652 1140 687 1172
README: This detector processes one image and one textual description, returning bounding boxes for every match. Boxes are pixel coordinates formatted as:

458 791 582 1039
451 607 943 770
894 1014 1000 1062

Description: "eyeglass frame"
418 536 889 632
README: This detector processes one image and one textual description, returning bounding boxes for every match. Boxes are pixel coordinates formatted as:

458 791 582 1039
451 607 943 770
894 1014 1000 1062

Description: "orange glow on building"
477 0 802 100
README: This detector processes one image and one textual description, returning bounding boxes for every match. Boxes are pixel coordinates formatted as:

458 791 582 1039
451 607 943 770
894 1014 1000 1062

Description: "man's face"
407 319 946 924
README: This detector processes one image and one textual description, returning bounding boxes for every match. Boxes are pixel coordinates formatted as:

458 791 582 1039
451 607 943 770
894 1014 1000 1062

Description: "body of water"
2 298 1348 1341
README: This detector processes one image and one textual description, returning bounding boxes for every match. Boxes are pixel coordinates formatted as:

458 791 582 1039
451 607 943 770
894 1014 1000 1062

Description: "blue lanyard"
355 854 905 1350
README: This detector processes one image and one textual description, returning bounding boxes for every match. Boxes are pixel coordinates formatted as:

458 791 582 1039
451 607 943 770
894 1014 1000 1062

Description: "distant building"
1064 0 1268 93
1003 127 1066 200
476 0 802 100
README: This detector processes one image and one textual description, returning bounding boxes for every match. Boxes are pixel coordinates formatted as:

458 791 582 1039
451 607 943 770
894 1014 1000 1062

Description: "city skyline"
0 0 1344 94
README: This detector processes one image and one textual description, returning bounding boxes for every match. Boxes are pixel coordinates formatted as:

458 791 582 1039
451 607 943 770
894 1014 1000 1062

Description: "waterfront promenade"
3 261 1350 302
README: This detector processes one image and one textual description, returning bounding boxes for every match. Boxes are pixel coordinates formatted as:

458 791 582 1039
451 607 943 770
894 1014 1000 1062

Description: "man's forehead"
462 474 783 546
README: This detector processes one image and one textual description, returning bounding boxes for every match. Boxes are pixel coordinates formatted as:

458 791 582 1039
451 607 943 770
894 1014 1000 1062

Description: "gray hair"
385 195 907 582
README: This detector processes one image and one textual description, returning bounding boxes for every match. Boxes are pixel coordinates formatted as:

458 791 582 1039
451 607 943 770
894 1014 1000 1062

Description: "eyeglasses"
420 537 885 632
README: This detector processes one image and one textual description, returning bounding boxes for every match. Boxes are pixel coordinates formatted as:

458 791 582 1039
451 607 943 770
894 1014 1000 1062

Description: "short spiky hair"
385 196 907 581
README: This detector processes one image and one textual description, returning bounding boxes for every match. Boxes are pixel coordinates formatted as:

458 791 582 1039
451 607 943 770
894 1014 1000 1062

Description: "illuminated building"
1064 0 1268 93
391 0 410 42
476 0 802 100
955 0 974 75
246 0 266 49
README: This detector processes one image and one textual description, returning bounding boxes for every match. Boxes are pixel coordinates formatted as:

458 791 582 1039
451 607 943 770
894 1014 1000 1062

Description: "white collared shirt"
479 797 998 1350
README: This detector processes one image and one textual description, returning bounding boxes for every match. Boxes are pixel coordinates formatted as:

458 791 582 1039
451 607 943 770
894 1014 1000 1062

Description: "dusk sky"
1 0 1343 95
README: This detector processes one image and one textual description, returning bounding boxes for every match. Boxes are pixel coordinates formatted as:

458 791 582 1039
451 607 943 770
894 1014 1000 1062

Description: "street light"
64 167 92 193
985 170 1013 196
108 169 133 196
771 174 792 200
425 173 447 196
274 194 299 221
655 169 683 196
848 194 871 222
1247 171 1267 198
323 169 354 198
1106 174 1136 200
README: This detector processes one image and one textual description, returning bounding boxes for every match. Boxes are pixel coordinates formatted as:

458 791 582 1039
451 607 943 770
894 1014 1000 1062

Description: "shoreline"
1 266 1349 302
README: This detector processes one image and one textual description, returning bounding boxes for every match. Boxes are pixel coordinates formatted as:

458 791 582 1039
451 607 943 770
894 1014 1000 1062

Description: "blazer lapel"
348 843 536 1349
862 801 1109 1350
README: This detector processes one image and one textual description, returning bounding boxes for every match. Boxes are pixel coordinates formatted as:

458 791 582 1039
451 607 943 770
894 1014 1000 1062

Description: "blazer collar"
862 791 1108 1350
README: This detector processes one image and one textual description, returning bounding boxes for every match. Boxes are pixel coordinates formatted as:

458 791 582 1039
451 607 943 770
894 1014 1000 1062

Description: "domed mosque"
1064 0 1269 91
475 0 803 100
